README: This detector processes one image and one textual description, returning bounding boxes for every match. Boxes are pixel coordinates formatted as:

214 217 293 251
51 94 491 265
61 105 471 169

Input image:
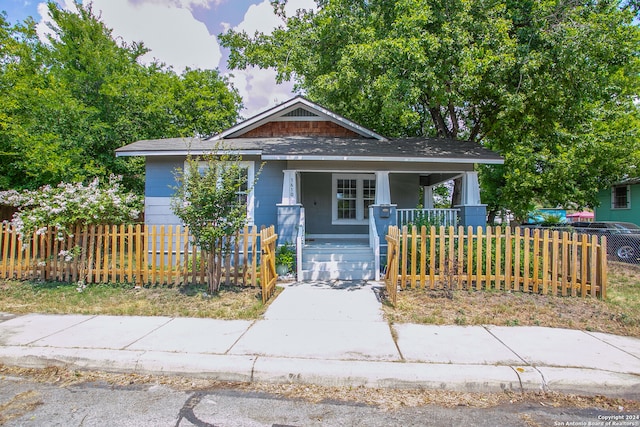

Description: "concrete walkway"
0 281 639 398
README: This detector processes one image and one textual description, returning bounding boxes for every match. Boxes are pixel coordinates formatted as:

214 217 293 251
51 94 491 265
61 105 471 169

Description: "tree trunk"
207 248 219 294
487 209 497 225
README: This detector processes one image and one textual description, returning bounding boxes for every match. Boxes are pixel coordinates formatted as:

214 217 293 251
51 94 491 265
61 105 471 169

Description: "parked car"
571 221 640 263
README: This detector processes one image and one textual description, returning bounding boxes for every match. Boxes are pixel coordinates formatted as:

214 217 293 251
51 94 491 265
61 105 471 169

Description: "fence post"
551 231 560 296
532 229 540 293
494 226 502 290
599 236 607 299
410 225 417 289
580 233 588 297
590 234 598 298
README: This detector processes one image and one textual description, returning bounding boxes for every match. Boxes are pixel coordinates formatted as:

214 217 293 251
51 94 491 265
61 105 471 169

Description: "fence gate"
385 226 400 305
259 225 278 303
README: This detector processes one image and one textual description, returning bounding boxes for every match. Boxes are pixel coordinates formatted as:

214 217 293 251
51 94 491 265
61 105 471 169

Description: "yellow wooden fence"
0 223 278 292
385 225 607 305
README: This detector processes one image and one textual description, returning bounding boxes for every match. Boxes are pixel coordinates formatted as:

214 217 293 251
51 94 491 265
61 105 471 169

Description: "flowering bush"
0 175 142 239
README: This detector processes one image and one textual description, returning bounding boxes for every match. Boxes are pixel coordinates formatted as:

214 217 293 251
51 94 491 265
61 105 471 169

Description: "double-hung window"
612 185 630 210
332 174 376 225
189 160 256 224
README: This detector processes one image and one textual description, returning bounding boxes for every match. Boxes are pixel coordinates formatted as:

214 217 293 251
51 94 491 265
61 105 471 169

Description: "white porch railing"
396 208 460 228
369 208 380 281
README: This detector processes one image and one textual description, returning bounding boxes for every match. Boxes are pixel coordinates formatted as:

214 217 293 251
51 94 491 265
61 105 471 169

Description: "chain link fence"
593 232 640 265
523 223 640 266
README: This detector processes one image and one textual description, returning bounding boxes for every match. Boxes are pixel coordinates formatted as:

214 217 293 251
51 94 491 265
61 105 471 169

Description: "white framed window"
332 174 376 225
612 185 630 210
187 160 256 224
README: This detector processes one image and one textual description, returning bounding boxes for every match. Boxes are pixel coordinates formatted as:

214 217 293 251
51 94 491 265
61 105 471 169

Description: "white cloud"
229 67 297 118
235 0 315 35
36 0 222 73
128 0 225 10
88 0 221 72
229 0 316 117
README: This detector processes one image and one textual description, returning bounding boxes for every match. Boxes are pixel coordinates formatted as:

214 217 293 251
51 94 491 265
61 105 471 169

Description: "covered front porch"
276 169 487 281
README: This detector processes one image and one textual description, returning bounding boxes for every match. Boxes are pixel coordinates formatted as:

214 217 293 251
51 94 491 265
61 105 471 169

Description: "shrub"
0 175 142 239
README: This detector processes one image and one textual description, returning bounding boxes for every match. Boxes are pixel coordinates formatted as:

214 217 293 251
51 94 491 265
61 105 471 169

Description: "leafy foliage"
0 175 142 238
170 152 260 292
221 0 640 219
0 3 242 194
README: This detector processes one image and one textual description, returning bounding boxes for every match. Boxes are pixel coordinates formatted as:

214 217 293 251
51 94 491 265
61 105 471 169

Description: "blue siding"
144 156 283 228
145 157 183 198
253 161 285 228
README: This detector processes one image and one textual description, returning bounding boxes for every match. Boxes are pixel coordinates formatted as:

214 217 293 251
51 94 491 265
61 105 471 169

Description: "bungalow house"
116 96 503 281
595 177 640 224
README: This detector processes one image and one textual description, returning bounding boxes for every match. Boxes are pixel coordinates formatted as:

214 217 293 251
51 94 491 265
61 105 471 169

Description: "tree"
220 0 640 219
170 152 260 293
0 2 243 193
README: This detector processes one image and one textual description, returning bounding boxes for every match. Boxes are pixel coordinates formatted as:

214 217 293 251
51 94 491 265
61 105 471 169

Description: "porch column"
371 171 395 279
461 171 481 205
375 171 391 205
423 186 434 209
455 171 487 228
281 169 299 205
277 170 302 246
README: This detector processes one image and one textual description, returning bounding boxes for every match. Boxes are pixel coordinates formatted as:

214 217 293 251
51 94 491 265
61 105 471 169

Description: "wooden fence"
0 223 278 296
385 225 607 305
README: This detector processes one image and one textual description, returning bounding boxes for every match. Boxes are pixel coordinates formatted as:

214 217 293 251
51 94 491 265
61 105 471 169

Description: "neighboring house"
595 178 640 224
116 96 503 280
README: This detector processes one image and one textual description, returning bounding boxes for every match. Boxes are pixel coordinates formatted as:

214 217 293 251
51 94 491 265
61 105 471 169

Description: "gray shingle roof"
115 136 503 164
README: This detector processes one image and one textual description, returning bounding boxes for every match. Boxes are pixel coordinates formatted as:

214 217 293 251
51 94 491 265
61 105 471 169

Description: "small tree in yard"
171 152 259 293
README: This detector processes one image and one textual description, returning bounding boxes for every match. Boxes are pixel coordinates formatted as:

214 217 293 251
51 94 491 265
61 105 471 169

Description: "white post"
423 186 434 209
281 170 298 205
375 171 391 205
461 171 481 206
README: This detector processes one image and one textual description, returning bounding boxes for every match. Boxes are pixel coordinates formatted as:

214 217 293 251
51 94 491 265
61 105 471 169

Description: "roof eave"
261 154 504 164
115 150 263 157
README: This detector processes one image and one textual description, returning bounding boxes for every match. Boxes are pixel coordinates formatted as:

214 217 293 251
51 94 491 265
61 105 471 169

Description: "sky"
2 0 317 118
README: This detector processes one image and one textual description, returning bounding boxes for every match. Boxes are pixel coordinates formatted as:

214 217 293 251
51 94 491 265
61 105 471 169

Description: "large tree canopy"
220 0 640 219
0 2 242 193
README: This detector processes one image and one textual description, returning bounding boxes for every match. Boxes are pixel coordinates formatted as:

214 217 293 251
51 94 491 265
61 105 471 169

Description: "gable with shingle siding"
239 120 363 138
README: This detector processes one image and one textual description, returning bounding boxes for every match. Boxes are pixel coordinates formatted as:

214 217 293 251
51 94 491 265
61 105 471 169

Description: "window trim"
331 173 375 225
186 160 256 225
611 184 631 210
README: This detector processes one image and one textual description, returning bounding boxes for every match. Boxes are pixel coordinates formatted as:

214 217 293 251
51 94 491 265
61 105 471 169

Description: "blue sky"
2 0 316 117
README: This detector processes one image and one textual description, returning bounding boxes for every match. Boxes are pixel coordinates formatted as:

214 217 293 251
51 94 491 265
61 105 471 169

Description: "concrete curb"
2 347 638 398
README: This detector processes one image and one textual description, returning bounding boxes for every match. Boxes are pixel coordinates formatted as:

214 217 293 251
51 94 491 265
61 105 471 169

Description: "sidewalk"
0 281 639 398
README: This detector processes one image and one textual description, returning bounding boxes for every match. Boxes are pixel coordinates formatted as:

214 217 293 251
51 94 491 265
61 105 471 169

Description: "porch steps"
300 241 375 281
